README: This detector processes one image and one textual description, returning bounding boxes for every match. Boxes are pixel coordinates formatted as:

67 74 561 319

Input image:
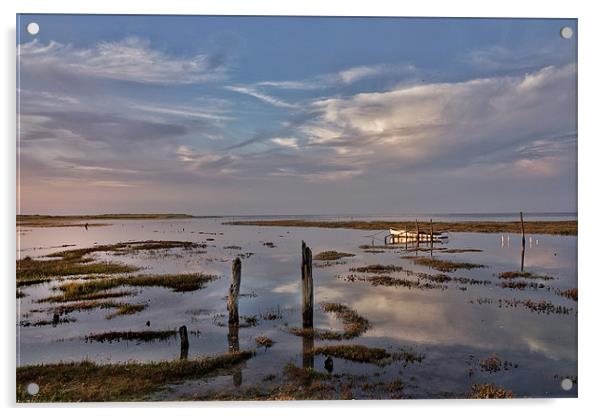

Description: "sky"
16 15 577 215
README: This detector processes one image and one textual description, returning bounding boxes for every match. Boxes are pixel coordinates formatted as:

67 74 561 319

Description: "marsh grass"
403 256 486 273
52 300 123 315
322 303 371 338
16 350 254 402
20 316 76 327
478 354 516 373
311 345 423 366
57 272 218 299
314 260 348 268
419 274 491 286
349 264 405 274
288 303 371 340
260 306 283 321
498 271 555 281
346 274 444 290
39 290 134 303
471 297 573 314
557 288 578 301
106 303 147 319
85 330 177 343
283 362 329 384
470 384 513 399
287 327 344 341
16 256 138 287
499 281 546 290
47 240 203 260
314 251 356 261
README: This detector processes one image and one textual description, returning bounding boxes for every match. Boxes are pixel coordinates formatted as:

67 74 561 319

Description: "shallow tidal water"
16 217 578 399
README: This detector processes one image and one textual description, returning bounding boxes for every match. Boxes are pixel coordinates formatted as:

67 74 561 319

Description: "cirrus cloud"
18 37 228 85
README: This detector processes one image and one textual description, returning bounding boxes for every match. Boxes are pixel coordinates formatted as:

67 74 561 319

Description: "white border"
2 0 600 414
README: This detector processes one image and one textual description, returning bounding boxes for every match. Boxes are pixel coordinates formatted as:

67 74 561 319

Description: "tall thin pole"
301 241 313 328
520 212 526 272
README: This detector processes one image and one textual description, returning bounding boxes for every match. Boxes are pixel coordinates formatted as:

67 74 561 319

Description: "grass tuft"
255 336 274 348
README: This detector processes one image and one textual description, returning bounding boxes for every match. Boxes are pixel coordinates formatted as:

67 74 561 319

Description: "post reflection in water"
228 323 242 387
302 333 314 370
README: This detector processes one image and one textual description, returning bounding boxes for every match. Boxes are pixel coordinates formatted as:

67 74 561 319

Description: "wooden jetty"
384 221 448 245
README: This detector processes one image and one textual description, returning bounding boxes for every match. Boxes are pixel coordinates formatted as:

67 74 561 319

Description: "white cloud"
131 104 232 121
302 64 577 175
271 137 299 149
18 38 226 85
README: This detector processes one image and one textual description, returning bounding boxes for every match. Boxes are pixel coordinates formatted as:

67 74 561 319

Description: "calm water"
16 217 577 399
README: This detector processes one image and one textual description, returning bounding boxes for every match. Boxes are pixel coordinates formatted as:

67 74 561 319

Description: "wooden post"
404 224 408 250
415 219 420 247
301 241 313 328
520 212 526 272
179 325 189 360
228 258 241 326
430 219 434 255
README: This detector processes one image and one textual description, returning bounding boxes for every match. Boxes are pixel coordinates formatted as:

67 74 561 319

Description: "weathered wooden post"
415 219 420 247
404 224 408 250
228 258 241 326
520 212 526 272
179 325 189 360
430 219 434 255
301 241 313 328
227 258 243 386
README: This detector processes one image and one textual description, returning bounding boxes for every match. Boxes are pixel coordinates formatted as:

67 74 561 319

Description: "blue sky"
17 15 577 215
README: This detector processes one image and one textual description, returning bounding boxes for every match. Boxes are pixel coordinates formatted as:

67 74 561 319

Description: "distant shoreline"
16 214 577 235
17 214 204 228
224 220 577 236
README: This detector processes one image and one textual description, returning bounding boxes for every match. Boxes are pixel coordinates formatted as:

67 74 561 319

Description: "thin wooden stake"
415 219 420 247
179 325 189 360
228 258 241 326
430 219 434 255
301 241 313 328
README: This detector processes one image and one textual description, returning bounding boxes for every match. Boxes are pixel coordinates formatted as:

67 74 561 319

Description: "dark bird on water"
84 223 88 230
146 320 150 327
324 356 333 373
